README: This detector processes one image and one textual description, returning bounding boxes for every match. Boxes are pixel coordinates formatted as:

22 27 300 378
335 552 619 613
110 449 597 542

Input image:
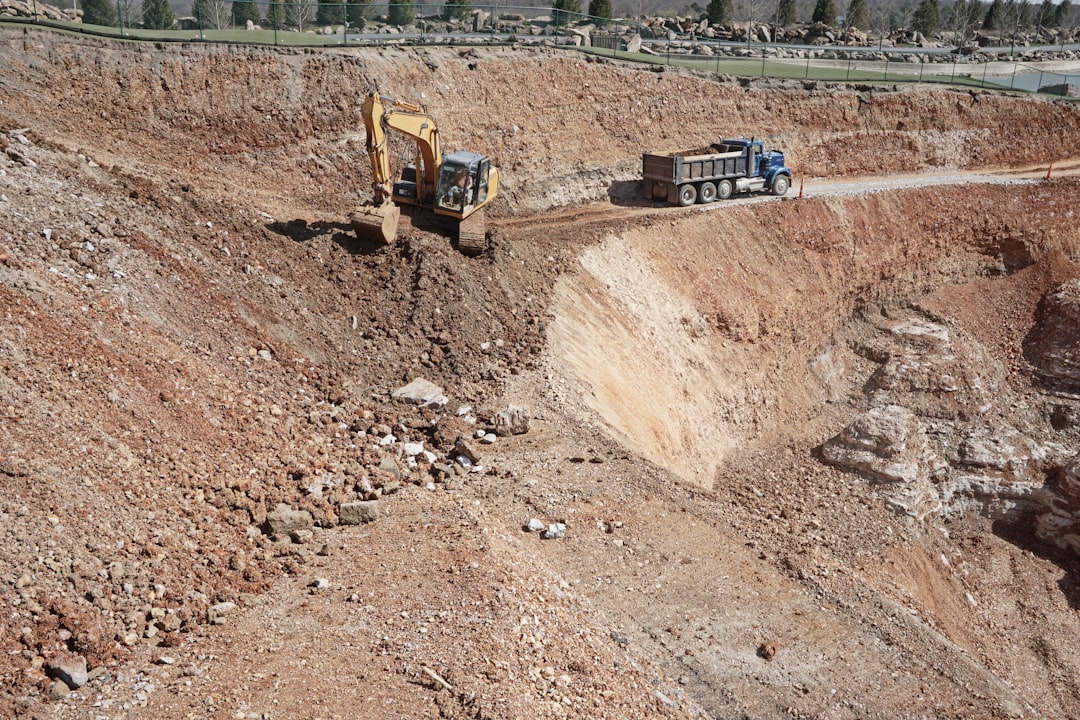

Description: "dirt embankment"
2 25 1080 720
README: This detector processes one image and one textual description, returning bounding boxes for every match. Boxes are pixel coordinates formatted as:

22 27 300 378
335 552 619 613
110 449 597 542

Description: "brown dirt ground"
3 25 1080 720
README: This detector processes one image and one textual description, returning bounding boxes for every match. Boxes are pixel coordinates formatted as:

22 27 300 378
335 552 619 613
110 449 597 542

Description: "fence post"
1037 70 1044 93
883 54 888 81
805 53 810 79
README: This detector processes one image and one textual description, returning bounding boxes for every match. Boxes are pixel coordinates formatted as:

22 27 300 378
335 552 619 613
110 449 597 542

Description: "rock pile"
823 307 1068 530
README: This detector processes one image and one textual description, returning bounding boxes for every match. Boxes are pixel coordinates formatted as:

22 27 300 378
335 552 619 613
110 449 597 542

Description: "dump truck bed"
642 145 750 184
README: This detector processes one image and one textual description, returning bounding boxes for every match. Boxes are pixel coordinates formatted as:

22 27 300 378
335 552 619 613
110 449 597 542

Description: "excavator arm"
354 92 444 243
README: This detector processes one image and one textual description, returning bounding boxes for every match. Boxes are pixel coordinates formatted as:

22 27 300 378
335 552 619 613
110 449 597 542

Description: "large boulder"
1026 279 1080 393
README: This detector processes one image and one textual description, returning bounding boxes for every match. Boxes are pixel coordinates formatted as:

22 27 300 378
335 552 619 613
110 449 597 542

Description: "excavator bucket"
351 203 400 245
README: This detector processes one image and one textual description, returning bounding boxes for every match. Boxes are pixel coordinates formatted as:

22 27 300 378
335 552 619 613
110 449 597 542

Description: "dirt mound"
3 25 1080 719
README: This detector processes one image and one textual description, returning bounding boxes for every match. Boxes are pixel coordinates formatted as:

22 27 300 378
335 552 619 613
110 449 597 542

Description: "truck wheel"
677 184 697 207
771 175 789 196
698 182 716 204
717 179 733 200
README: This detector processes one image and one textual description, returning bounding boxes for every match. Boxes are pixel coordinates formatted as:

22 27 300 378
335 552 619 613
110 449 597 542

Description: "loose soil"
2 26 1080 720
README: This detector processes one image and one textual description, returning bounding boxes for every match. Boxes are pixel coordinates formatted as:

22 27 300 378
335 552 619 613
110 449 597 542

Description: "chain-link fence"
6 3 1079 96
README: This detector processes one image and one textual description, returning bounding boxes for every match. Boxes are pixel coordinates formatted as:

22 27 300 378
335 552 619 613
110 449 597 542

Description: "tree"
346 0 372 27
142 0 175 29
982 0 1002 28
776 0 796 24
1054 0 1072 26
812 0 837 25
588 0 613 23
552 0 581 25
265 0 286 27
117 0 142 26
388 0 414 25
706 0 733 25
316 0 345 25
949 0 983 46
82 0 118 26
846 0 869 28
286 0 314 28
232 0 261 26
195 0 232 27
443 0 472 21
1033 0 1052 31
912 0 939 33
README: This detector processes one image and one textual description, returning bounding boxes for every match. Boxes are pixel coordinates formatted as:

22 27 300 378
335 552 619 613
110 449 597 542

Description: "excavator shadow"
265 218 386 256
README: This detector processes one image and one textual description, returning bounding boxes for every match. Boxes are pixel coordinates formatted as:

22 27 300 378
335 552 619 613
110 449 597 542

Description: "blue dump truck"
643 137 792 206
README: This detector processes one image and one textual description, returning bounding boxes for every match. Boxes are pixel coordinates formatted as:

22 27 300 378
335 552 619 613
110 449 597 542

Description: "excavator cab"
435 151 491 218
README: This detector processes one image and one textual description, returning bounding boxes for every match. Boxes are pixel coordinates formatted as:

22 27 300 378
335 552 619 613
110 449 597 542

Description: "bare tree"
118 0 142 27
948 0 983 48
999 0 1030 54
286 0 315 29
734 0 770 47
195 0 232 28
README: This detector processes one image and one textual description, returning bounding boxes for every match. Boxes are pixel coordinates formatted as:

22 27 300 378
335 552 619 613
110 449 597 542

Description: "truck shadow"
607 179 657 208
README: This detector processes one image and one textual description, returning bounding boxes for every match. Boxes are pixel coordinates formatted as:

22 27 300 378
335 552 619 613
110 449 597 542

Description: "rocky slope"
2 25 1080 719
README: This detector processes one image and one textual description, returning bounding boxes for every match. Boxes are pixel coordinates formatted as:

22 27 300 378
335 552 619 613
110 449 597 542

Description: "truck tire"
717 179 733 200
771 175 789 196
677 184 697 207
698 182 716 204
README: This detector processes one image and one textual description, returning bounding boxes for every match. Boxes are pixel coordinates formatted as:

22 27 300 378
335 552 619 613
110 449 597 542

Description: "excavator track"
455 210 488 256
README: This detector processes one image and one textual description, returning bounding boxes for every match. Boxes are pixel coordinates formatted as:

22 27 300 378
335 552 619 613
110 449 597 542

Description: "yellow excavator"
351 91 499 255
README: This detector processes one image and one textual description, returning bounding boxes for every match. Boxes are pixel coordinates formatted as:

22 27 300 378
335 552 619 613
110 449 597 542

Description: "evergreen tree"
443 0 471 21
552 0 581 25
846 0 868 28
232 0 261 25
983 0 1002 28
588 0 612 23
812 0 837 25
388 0 413 24
912 0 939 33
345 0 370 26
142 0 176 29
316 0 345 25
706 0 733 25
777 0 796 24
264 0 285 27
1055 0 1072 26
82 0 118 25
